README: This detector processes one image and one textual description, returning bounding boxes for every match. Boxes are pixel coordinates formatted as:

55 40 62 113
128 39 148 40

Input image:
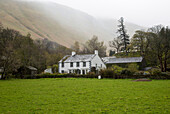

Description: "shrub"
100 68 115 78
121 69 133 76
161 72 170 76
52 64 58 73
127 63 139 74
151 68 161 76
134 71 145 75
112 65 124 75
35 73 59 78
87 72 96 76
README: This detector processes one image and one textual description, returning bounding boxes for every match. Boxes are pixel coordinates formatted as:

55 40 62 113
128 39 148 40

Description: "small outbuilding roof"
105 57 143 64
26 66 37 71
59 54 96 62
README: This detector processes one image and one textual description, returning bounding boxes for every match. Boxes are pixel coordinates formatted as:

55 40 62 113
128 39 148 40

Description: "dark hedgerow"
10 72 170 80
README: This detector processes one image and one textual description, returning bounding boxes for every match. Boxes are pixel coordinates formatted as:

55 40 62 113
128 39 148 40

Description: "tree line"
0 23 72 79
71 35 107 57
0 17 170 80
0 22 107 79
109 17 170 72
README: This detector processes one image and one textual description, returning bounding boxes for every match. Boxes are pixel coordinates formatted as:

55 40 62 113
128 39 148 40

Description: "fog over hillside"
0 0 145 48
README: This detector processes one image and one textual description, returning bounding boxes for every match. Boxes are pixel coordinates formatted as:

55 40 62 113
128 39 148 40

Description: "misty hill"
0 0 145 48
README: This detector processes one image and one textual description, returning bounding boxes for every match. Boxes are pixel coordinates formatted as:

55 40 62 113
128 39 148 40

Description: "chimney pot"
72 51 76 56
95 50 98 55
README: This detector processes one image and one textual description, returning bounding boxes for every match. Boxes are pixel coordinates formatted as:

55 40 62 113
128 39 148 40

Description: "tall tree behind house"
148 25 170 72
117 17 130 54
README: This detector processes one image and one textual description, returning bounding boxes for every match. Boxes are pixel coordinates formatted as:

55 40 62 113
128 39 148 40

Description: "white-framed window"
70 62 73 67
83 62 86 67
76 62 79 67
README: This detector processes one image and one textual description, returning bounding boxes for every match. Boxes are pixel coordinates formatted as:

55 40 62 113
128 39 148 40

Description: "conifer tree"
117 17 130 54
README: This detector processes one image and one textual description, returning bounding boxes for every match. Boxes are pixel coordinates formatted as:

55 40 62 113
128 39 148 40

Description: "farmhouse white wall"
59 61 90 73
91 55 106 70
59 50 106 74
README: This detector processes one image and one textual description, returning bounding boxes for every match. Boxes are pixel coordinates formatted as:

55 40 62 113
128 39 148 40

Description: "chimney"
72 51 76 56
94 50 98 55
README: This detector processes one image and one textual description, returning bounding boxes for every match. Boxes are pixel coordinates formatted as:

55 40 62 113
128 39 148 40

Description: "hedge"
24 73 98 79
18 72 170 79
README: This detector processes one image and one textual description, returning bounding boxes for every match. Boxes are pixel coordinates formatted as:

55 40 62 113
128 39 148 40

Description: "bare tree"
1 42 21 79
109 37 122 53
71 41 80 53
81 35 107 57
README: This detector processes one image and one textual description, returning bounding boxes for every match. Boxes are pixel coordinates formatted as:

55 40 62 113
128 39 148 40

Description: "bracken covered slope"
0 0 145 47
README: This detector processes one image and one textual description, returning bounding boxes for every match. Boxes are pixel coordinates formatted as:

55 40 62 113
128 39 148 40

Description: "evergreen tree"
117 17 130 54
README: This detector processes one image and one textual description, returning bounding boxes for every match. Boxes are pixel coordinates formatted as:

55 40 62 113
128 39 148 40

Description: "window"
83 62 86 67
61 70 64 73
70 62 73 67
76 62 80 67
62 62 64 67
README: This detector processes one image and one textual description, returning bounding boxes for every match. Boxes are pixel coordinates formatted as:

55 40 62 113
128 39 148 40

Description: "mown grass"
0 78 169 113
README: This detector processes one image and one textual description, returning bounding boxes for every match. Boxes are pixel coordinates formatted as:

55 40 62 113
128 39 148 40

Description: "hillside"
0 0 145 48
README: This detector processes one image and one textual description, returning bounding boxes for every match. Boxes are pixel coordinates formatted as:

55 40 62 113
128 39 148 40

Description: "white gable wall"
91 55 106 70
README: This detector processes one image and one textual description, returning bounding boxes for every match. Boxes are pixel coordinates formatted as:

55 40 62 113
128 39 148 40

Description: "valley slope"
0 0 145 48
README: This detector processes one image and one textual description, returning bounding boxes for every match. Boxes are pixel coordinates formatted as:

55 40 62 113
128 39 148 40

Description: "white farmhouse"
58 50 106 74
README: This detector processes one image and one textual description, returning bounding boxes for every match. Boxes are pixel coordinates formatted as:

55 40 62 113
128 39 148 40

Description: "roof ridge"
113 57 142 59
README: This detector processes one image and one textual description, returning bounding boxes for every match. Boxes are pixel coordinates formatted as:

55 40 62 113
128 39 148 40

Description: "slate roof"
59 55 71 62
26 66 37 71
105 57 143 64
143 67 152 71
102 56 116 63
59 54 96 62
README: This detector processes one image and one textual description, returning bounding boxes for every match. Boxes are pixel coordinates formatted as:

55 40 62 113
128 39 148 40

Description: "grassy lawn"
0 78 169 113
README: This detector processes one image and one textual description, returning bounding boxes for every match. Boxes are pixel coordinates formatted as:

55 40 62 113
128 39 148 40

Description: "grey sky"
21 0 170 27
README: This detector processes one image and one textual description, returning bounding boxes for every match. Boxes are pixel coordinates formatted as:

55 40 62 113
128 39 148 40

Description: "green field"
0 78 169 113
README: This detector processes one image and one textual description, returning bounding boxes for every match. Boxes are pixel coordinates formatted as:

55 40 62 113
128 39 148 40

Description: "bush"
161 72 170 76
134 71 145 75
121 69 133 76
150 68 161 76
52 64 58 73
35 73 59 78
100 68 115 78
112 65 124 75
87 72 96 76
127 63 139 74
